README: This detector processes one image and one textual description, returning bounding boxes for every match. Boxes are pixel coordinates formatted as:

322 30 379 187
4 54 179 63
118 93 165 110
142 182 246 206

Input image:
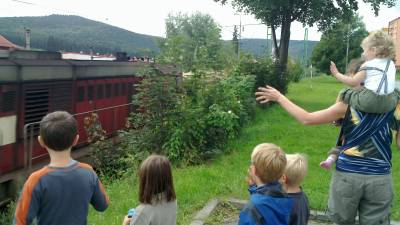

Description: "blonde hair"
285 153 308 187
361 30 395 59
251 143 286 184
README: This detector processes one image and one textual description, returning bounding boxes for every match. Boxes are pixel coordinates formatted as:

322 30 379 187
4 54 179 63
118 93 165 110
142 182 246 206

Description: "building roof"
0 35 23 50
389 17 400 24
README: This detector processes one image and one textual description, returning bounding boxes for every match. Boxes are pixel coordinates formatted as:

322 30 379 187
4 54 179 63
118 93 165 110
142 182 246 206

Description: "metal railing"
23 103 134 174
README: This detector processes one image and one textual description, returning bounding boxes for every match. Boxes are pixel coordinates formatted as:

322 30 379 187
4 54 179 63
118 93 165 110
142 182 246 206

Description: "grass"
88 76 400 224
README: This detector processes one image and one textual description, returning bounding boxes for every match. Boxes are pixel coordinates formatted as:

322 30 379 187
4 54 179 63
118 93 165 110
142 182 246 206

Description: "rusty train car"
0 50 176 205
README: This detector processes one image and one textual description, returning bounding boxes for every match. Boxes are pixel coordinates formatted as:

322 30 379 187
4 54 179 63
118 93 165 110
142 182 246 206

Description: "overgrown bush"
287 60 304 83
0 201 16 225
85 113 134 180
124 66 256 164
236 56 289 94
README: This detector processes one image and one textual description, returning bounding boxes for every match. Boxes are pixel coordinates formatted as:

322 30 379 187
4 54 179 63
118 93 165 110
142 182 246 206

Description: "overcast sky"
2 0 400 41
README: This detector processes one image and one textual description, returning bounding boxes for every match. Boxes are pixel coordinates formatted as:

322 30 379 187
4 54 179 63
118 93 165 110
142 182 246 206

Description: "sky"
1 0 400 41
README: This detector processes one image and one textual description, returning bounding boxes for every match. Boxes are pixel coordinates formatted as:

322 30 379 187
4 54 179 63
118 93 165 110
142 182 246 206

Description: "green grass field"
88 76 400 224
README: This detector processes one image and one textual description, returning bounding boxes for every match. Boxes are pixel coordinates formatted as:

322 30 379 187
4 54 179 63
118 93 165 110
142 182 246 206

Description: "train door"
0 85 18 174
94 80 113 135
75 80 96 145
19 82 73 165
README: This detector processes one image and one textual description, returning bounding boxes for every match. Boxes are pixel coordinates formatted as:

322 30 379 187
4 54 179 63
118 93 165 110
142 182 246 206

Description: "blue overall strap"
376 60 391 94
336 109 393 174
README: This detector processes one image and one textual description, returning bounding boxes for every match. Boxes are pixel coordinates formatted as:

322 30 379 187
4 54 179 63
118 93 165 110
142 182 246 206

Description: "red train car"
0 50 164 204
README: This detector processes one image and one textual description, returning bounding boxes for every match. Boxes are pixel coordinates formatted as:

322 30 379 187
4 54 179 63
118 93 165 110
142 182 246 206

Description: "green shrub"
287 60 304 82
124 66 256 165
235 56 289 94
85 113 134 180
0 201 16 225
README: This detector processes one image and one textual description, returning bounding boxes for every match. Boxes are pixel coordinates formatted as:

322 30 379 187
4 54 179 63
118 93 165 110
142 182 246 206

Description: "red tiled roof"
0 35 23 50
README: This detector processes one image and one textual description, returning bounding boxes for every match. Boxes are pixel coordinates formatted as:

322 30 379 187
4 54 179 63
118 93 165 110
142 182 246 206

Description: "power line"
8 0 91 19
222 23 264 28
11 0 34 5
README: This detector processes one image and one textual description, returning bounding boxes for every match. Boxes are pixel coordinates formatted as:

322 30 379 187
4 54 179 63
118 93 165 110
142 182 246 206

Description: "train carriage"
0 49 169 204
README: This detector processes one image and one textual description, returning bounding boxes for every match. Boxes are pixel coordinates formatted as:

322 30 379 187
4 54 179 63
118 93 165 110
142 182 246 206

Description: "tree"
214 0 395 71
311 14 368 74
158 12 223 71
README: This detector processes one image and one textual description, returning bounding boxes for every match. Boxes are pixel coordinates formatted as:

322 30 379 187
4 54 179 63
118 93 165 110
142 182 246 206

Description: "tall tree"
158 12 223 71
311 14 368 74
214 0 395 71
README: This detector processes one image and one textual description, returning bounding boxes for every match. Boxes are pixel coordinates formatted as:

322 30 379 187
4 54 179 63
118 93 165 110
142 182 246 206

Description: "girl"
122 155 177 225
330 30 397 114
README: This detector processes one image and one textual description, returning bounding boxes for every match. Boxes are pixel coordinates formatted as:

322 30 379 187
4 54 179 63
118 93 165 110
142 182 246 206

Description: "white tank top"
362 58 396 95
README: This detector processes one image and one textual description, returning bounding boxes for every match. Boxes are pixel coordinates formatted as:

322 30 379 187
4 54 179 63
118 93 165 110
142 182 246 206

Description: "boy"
239 143 294 225
14 111 109 225
281 154 310 225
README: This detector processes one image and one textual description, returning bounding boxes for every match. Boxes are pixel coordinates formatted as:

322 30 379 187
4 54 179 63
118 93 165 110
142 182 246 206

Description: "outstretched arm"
255 86 347 125
330 61 365 87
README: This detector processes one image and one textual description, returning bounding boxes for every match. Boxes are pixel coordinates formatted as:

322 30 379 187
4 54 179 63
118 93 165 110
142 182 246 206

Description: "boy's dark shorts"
339 88 398 113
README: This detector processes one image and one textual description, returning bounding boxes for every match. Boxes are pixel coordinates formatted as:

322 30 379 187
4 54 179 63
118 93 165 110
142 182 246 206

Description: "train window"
105 84 112 98
2 91 16 112
77 86 85 102
97 84 104 99
114 83 120 97
88 85 94 101
121 83 126 95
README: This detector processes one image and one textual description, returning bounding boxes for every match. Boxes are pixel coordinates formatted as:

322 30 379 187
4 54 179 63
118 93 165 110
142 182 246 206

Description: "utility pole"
345 24 351 73
235 13 242 60
266 25 272 57
303 27 309 67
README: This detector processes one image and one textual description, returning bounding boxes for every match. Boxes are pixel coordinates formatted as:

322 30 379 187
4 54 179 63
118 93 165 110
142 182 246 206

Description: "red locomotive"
0 50 178 205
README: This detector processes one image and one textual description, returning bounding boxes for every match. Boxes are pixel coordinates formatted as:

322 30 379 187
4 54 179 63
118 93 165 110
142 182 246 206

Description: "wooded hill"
0 14 317 60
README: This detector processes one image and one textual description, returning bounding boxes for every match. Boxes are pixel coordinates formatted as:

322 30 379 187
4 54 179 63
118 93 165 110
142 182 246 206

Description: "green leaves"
311 14 368 74
125 68 256 165
158 12 223 71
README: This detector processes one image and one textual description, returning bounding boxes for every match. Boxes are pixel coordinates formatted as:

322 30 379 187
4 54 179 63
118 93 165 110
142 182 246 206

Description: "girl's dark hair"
139 155 176 204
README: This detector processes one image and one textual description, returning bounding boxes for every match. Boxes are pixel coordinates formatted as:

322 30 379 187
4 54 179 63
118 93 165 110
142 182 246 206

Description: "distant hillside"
237 38 318 61
0 15 160 56
0 15 317 60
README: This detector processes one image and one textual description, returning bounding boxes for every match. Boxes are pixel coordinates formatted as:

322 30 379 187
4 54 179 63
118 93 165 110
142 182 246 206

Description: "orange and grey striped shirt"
13 161 109 225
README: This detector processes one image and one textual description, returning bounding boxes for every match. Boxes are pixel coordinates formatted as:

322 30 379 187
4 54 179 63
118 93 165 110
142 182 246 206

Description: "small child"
281 154 310 225
330 30 397 114
122 155 177 225
322 30 397 169
14 111 109 225
239 143 294 225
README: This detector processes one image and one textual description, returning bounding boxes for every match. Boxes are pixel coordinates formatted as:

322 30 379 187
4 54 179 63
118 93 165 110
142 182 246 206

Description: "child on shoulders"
322 30 397 169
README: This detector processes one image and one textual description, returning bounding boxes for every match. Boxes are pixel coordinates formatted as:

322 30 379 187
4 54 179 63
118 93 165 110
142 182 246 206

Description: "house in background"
0 35 23 50
389 17 400 68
